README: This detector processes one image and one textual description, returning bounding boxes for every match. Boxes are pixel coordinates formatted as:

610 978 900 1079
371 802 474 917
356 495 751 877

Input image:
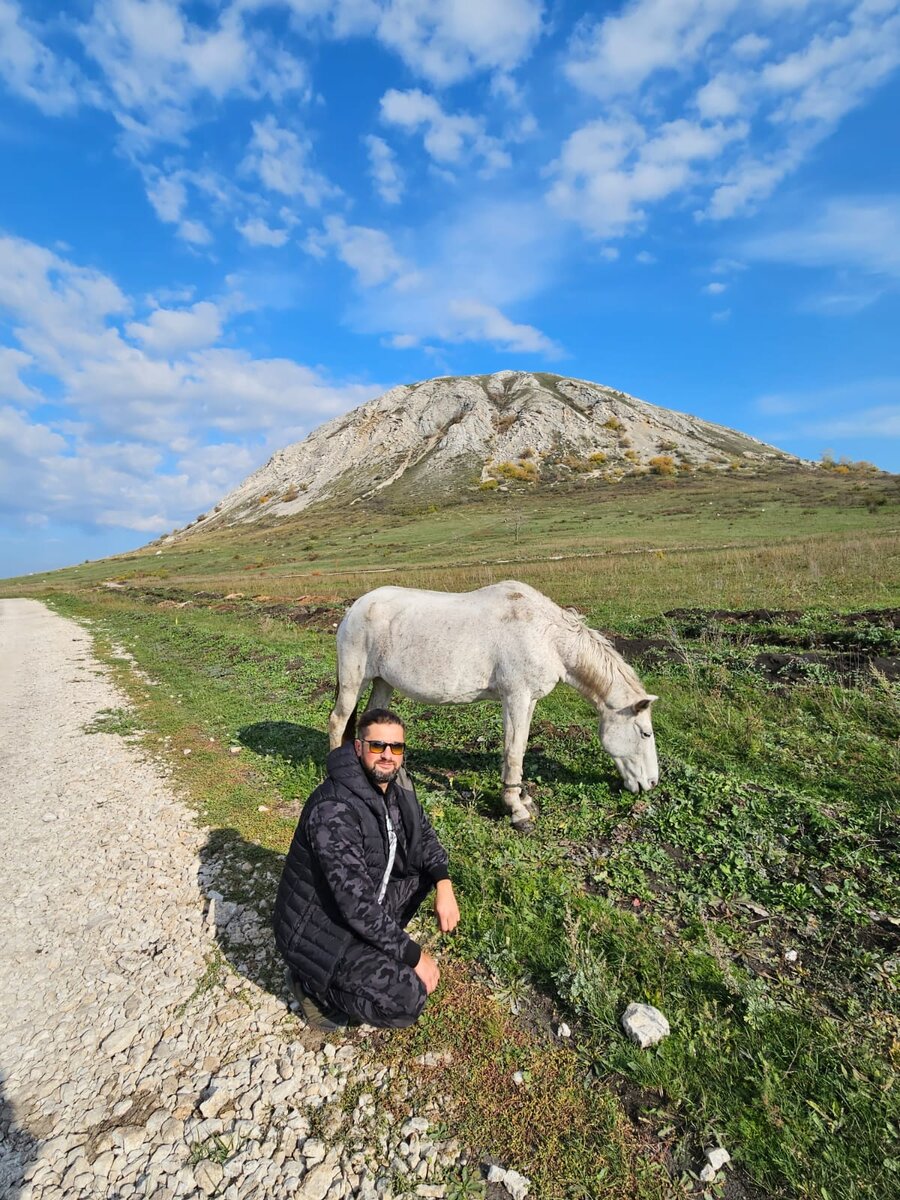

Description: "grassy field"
3 463 899 1199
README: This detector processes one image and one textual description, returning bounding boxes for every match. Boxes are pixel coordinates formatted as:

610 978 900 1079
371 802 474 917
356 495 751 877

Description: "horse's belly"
376 657 498 705
394 679 498 704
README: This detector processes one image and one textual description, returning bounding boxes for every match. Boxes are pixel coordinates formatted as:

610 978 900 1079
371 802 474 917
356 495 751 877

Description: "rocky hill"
172 371 802 537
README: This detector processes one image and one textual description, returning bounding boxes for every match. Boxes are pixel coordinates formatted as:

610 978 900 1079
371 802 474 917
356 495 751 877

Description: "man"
273 708 460 1030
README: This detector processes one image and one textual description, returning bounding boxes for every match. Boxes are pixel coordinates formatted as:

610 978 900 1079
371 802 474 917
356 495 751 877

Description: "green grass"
5 463 900 1199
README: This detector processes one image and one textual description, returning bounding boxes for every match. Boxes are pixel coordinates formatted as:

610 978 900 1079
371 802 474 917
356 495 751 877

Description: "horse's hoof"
511 817 534 834
525 798 540 818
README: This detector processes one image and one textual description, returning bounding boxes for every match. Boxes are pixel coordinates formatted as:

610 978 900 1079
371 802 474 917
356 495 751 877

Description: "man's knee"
369 980 427 1028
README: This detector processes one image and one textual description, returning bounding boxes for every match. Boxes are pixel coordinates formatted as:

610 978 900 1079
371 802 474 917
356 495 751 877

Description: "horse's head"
600 695 659 792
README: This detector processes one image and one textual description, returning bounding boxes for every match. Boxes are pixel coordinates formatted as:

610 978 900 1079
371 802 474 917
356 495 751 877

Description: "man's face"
355 722 406 790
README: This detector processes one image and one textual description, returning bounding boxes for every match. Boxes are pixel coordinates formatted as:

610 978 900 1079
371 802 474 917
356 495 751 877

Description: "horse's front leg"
501 695 537 831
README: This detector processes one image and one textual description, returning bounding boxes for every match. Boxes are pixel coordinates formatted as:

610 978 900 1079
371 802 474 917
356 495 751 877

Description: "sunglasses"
362 738 406 755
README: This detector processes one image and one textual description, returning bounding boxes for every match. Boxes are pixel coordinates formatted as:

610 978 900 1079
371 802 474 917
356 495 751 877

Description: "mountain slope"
175 371 801 537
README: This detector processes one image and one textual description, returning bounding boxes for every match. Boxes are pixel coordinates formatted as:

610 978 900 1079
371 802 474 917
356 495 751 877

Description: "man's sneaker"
284 968 349 1031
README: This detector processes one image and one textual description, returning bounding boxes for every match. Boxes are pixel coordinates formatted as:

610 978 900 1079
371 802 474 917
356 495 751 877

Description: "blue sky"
1 0 899 577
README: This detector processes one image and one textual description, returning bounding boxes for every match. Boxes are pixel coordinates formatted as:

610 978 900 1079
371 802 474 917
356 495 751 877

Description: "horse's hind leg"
368 677 394 711
328 663 369 749
501 694 537 831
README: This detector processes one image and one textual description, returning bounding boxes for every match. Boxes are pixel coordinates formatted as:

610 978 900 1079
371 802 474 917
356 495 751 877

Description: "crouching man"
274 708 460 1030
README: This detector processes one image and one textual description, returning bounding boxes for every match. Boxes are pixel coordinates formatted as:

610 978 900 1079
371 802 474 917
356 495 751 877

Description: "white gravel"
0 599 474 1200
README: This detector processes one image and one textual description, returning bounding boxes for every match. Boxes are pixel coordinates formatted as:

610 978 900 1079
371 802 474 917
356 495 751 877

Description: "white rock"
556 1023 571 1039
194 1159 224 1194
101 1020 141 1056
784 949 799 963
620 1003 670 1048
297 1162 338 1200
486 1165 531 1200
511 1071 525 1086
401 1117 429 1137
706 1146 731 1171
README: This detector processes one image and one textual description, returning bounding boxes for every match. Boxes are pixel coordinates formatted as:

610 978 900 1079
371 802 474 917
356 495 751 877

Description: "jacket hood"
326 742 384 810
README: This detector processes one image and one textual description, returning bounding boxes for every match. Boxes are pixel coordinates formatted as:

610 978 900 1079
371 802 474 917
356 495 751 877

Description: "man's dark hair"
357 708 406 738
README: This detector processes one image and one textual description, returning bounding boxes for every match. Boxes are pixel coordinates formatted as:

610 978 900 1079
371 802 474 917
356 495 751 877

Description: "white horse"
328 580 659 829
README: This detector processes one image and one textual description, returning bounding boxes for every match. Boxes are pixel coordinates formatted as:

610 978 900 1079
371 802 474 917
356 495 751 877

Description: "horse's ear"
633 695 658 713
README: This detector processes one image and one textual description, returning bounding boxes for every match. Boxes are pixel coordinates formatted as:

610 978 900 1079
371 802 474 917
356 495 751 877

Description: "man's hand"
414 950 440 995
434 879 460 933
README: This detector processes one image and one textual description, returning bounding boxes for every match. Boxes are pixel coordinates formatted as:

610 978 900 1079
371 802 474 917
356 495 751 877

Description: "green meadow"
4 463 899 1199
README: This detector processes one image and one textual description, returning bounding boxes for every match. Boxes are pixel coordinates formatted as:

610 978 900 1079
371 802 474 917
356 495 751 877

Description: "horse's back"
337 581 564 702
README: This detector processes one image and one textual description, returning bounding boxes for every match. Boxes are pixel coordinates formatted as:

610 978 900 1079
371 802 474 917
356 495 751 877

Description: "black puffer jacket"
273 744 449 994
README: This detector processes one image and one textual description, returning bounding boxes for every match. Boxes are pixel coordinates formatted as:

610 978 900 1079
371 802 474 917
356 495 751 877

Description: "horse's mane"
555 606 645 700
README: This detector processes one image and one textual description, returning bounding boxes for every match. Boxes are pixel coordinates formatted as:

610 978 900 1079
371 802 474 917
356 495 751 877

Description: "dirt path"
0 599 469 1200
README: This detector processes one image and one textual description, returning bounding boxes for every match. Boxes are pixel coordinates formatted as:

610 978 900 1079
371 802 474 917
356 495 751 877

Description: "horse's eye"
641 730 653 739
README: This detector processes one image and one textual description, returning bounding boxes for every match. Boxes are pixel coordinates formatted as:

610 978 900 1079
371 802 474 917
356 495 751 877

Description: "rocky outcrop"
170 371 801 538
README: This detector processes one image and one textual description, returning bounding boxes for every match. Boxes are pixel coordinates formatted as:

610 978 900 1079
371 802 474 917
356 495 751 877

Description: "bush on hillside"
649 455 676 475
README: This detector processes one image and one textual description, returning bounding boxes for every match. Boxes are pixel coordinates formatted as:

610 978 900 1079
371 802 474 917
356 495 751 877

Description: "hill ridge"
169 371 801 539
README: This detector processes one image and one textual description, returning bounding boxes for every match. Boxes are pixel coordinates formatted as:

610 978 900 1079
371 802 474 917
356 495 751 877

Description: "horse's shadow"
236 720 615 810
237 719 328 766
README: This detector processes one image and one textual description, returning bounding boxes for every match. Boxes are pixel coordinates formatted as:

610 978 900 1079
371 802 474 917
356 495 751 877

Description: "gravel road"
0 599 477 1200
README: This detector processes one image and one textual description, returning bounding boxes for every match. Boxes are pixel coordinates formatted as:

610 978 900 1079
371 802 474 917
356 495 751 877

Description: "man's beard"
362 760 400 788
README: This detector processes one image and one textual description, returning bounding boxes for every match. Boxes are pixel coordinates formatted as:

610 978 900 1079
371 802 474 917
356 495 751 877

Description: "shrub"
649 455 676 476
496 460 538 482
624 449 639 463
603 416 624 431
520 446 535 459
618 435 632 448
281 486 300 502
479 479 499 491
657 439 678 452
588 451 607 464
560 455 592 473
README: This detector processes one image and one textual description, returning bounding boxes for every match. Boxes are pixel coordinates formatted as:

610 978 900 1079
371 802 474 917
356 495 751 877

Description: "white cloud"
78 0 308 145
445 299 560 355
338 196 564 356
565 0 742 99
547 114 745 237
807 405 900 438
742 197 900 279
386 332 419 349
365 134 404 204
635 250 656 263
732 32 769 60
306 217 413 288
243 115 336 205
236 216 292 247
704 280 728 293
0 0 84 115
0 347 38 403
374 0 544 86
0 233 384 534
380 88 511 173
756 378 900 419
558 1 900 230
126 300 224 355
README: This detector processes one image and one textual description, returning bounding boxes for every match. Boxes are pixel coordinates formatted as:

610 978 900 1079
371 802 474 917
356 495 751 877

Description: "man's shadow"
198 826 291 1004
0 1082 40 1199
